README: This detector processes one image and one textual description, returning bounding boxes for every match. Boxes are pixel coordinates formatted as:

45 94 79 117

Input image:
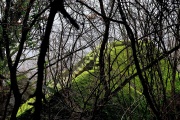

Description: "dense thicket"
0 0 179 120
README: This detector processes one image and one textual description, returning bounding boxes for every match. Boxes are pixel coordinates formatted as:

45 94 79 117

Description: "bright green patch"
17 98 35 117
71 40 180 119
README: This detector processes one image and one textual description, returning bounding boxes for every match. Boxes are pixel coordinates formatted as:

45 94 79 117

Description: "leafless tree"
0 0 179 120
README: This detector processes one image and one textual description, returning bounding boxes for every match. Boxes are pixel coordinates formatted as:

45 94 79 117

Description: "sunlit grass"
17 98 35 117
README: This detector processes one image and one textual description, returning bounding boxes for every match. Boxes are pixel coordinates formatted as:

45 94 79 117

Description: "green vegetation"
17 98 35 117
17 40 180 119
71 40 180 119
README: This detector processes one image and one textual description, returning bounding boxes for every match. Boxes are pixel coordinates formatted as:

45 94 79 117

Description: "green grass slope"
71 40 180 119
17 40 180 119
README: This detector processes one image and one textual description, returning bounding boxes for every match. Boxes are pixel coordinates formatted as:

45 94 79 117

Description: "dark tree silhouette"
33 0 79 119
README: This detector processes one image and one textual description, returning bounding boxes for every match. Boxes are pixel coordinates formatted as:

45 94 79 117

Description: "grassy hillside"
17 40 180 119
70 40 180 119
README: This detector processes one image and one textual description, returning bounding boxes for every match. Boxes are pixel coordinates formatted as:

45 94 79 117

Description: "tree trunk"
33 6 57 120
10 68 22 120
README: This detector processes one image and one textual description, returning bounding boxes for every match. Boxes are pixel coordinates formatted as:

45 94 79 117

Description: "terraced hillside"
70 40 180 119
17 40 180 120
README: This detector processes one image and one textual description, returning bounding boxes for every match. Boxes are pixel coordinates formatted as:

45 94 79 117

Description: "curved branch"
117 0 161 119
